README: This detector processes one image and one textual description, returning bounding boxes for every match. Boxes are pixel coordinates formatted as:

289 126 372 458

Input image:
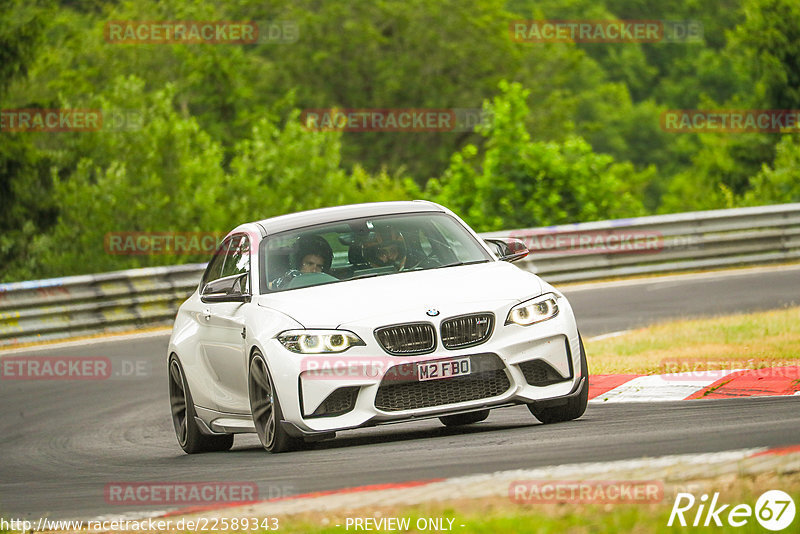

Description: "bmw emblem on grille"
426 309 440 317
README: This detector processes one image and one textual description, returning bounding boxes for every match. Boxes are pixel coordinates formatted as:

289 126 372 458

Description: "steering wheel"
408 250 443 270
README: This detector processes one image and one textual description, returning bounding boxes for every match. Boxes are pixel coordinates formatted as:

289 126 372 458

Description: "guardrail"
1 203 799 347
0 265 205 347
483 202 800 283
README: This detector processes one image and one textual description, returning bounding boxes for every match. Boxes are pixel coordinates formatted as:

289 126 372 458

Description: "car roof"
241 200 448 236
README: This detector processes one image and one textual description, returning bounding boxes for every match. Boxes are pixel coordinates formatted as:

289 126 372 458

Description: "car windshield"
259 212 493 293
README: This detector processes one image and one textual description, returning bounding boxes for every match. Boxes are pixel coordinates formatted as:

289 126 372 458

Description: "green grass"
585 307 800 374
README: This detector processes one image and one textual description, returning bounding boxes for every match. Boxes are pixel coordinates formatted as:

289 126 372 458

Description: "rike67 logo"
668 490 796 531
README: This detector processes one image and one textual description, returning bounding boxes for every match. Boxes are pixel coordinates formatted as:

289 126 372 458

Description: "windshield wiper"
435 259 491 269
348 273 383 281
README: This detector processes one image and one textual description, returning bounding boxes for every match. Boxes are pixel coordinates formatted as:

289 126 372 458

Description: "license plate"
417 358 471 382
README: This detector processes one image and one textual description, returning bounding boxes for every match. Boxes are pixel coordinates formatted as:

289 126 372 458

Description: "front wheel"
528 335 589 424
248 351 302 453
168 355 234 454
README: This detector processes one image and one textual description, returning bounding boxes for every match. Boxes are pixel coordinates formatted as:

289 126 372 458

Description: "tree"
427 82 650 231
22 76 227 277
220 109 417 230
732 0 800 109
743 134 800 205
0 0 55 282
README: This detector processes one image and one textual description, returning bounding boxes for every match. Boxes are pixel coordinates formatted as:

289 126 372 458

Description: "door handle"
201 309 212 321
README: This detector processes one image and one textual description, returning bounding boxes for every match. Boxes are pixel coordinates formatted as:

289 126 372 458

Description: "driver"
362 227 417 271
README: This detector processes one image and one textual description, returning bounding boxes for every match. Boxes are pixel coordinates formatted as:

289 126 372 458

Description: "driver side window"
200 235 251 293
220 236 249 276
221 236 251 292
201 238 233 292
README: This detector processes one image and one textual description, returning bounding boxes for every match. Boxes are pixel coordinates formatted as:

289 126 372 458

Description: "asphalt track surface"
1 266 799 519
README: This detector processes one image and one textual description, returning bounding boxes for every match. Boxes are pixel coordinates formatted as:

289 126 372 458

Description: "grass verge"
584 307 800 375
262 471 800 533
2 473 798 532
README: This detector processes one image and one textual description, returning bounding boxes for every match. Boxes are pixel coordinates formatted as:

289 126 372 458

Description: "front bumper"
272 296 583 434
279 374 581 440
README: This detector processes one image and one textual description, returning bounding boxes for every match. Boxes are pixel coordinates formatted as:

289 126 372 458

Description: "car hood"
257 261 543 328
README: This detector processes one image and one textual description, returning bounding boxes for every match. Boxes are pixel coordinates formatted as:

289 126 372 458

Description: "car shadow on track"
230 419 551 453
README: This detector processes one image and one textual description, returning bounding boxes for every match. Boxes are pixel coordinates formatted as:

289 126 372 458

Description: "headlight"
277 330 365 354
506 293 559 326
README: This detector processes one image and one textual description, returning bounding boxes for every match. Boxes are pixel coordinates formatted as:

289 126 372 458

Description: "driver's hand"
270 269 302 290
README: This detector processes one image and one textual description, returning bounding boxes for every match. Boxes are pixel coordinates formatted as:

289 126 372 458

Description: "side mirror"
201 272 251 303
484 238 529 263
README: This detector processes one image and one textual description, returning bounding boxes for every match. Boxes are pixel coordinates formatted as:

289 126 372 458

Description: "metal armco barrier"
482 203 800 283
0 264 206 347
1 203 799 347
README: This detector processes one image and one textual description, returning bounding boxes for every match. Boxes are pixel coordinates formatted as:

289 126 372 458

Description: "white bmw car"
168 201 588 453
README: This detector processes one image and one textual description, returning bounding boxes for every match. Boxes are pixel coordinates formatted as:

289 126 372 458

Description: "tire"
528 335 589 424
248 351 303 453
439 409 490 427
168 355 234 454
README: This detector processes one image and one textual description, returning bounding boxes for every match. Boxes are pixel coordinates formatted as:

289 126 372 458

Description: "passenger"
271 235 333 289
295 235 333 273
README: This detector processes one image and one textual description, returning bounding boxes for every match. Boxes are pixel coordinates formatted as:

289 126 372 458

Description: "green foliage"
0 137 56 282
743 134 800 205
264 0 624 180
0 0 47 98
6 77 415 279
427 82 649 231
221 110 417 229
659 131 777 212
0 0 55 281
22 76 227 276
732 0 800 109
658 0 800 211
